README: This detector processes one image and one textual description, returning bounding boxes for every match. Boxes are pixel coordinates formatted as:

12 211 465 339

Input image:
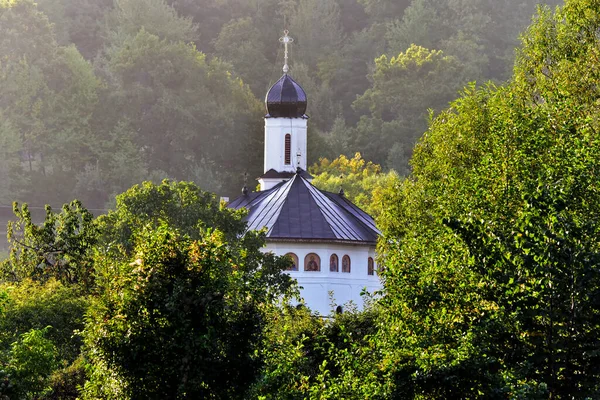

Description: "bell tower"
259 31 309 191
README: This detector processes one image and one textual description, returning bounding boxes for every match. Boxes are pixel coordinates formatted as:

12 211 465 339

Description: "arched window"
284 134 291 165
342 255 351 273
368 257 374 275
304 253 321 271
285 253 299 271
329 254 339 272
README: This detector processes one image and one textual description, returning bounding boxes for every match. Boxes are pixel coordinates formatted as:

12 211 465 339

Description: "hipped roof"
228 173 379 244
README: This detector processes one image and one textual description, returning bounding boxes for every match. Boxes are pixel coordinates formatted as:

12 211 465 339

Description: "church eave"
265 237 377 246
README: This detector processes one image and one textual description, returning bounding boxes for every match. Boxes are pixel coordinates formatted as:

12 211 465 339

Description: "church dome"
265 74 308 118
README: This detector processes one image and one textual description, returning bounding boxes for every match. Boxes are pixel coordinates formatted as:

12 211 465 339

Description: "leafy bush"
1 328 58 399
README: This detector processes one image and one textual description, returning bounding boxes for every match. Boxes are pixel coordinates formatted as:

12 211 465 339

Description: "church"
228 31 381 315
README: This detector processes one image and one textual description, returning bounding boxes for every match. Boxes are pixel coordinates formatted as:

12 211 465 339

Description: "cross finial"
279 30 294 74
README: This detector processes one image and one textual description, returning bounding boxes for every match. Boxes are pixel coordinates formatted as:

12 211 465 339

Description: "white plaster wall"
265 241 381 315
264 117 308 174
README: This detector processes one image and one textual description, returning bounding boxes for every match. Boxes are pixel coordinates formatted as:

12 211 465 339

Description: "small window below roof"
330 254 339 272
342 255 351 273
304 253 321 271
368 257 374 276
285 134 291 165
285 253 299 271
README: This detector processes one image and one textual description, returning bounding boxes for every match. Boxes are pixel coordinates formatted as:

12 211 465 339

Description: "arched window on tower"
368 257 374 276
342 255 351 273
284 134 291 165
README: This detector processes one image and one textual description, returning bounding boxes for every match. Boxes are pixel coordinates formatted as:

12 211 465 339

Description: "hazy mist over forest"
0 0 562 211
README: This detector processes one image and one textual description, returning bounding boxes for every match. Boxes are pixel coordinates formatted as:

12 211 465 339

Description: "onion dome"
265 74 308 118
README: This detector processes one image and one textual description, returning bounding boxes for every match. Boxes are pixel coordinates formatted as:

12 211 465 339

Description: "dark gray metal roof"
228 173 379 243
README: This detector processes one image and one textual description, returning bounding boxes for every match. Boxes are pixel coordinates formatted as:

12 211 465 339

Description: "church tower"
259 31 309 191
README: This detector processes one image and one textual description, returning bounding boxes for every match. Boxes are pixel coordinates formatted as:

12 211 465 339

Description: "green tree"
0 117 27 205
376 0 600 397
358 0 411 21
35 0 113 59
1 328 58 400
320 24 386 126
105 0 198 46
251 301 385 400
0 0 101 206
83 223 294 399
289 0 344 70
2 200 98 291
95 180 247 256
351 44 466 170
214 17 272 96
0 279 88 364
310 153 395 217
96 28 264 198
385 0 563 83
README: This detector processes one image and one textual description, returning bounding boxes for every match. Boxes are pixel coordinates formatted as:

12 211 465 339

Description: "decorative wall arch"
368 257 374 276
285 253 299 271
330 254 339 272
304 253 321 272
342 255 351 273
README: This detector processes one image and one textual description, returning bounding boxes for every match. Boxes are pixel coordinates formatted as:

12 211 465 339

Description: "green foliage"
0 280 88 363
35 0 112 58
0 0 101 206
359 0 411 21
376 0 600 397
96 180 246 255
1 328 58 400
2 201 98 290
252 303 385 399
214 17 272 96
0 0 564 206
46 356 86 400
351 44 467 171
95 27 264 200
2 0 597 397
106 0 198 46
0 117 28 204
310 153 395 217
83 223 295 399
289 0 343 70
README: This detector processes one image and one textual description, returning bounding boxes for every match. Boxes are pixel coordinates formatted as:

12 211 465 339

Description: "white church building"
228 32 381 315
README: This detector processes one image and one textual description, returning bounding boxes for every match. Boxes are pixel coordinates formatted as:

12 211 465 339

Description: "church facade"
228 32 380 315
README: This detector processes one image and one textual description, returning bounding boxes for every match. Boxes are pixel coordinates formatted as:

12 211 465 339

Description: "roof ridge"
245 176 296 234
323 192 380 236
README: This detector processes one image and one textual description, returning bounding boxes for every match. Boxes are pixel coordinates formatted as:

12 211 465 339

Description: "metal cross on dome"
279 30 294 74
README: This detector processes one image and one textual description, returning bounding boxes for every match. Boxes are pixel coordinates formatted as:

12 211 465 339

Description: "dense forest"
3 0 600 398
0 0 562 209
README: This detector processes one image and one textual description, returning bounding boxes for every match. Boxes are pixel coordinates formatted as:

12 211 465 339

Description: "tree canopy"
0 0 563 210
376 0 600 396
